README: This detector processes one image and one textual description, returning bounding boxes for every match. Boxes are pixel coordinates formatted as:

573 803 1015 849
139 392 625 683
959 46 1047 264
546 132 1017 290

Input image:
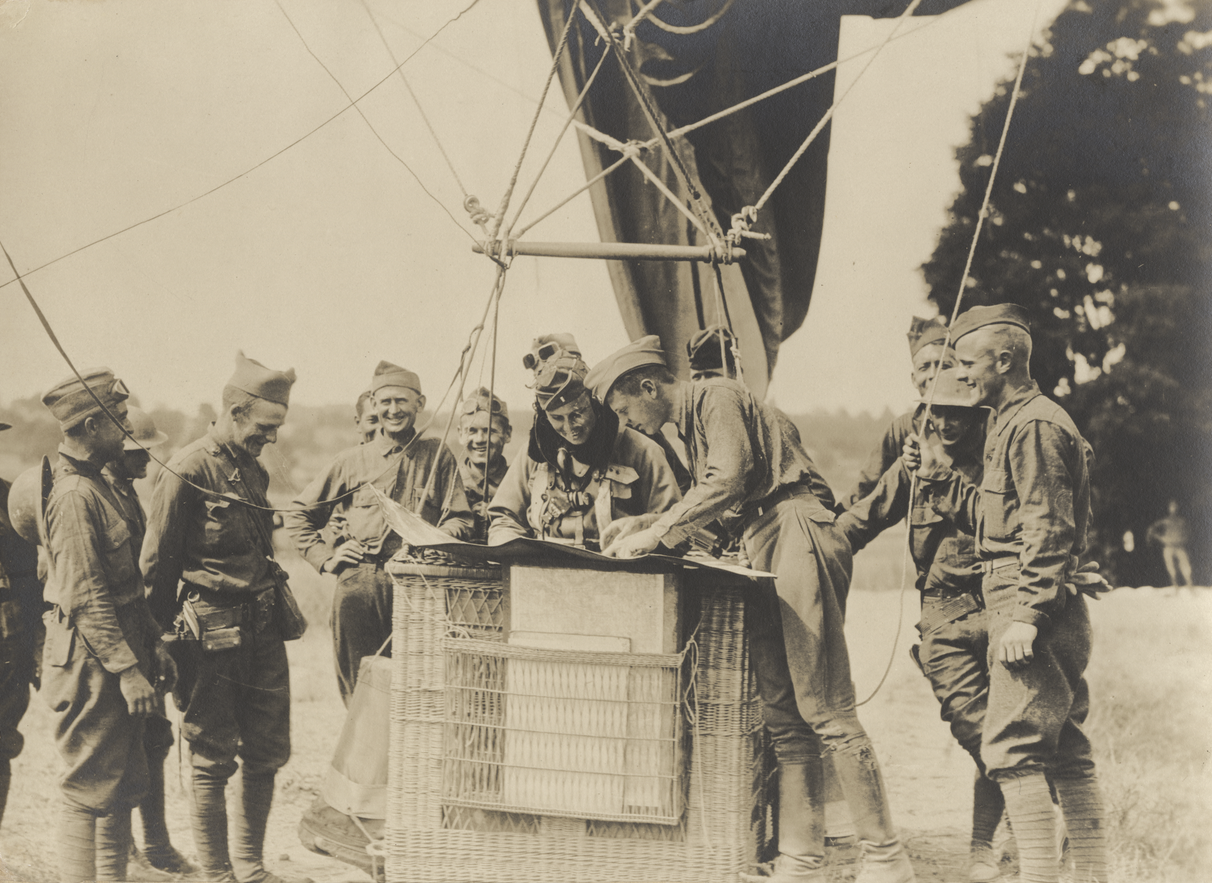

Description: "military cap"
228 351 296 406
686 325 736 373
528 337 589 412
42 368 130 430
907 316 950 357
586 335 666 401
460 387 510 426
921 368 982 408
371 361 422 396
124 407 169 450
951 303 1031 343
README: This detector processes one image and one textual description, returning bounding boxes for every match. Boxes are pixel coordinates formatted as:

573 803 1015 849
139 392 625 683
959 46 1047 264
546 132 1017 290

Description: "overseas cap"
460 386 510 426
228 351 296 406
586 335 667 401
921 368 982 408
686 325 736 373
951 303 1031 343
907 316 950 357
124 407 169 450
371 361 422 396
42 368 130 430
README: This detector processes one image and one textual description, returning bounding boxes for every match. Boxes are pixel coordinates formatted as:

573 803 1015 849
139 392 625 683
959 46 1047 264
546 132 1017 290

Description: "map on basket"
368 485 772 578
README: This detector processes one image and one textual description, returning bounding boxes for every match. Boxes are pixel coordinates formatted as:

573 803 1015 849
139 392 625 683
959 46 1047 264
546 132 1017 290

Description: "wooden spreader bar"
473 240 747 264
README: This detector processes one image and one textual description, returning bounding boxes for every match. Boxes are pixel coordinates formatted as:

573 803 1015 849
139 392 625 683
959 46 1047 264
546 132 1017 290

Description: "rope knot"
725 206 769 247
463 194 493 232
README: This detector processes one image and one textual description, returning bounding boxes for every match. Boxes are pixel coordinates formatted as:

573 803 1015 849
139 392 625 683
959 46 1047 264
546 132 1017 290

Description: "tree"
921 0 1212 583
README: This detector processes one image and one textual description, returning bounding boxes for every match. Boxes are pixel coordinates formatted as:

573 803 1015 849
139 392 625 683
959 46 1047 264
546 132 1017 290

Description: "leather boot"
192 766 237 880
830 746 915 883
232 769 313 883
740 759 829 882
60 798 99 883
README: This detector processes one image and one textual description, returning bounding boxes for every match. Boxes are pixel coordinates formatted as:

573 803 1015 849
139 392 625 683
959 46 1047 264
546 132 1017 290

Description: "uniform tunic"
141 428 290 776
42 450 157 811
836 429 994 765
648 379 865 765
285 429 474 702
919 383 1097 779
488 424 680 547
459 453 509 543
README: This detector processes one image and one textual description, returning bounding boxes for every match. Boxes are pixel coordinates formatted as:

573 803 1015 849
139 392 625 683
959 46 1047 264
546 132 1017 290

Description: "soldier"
456 387 511 543
1146 500 1194 588
595 339 915 883
0 421 42 834
354 390 378 444
101 407 196 877
905 304 1108 883
836 370 1004 883
686 324 740 381
488 335 680 548
845 317 956 509
38 370 171 883
285 361 474 703
142 352 305 883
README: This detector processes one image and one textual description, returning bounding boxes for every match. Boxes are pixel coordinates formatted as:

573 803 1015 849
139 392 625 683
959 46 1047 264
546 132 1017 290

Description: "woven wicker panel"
387 568 770 883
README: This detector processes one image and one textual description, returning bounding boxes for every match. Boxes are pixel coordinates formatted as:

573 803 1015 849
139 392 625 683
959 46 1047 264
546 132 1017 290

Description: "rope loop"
463 194 493 232
725 205 769 247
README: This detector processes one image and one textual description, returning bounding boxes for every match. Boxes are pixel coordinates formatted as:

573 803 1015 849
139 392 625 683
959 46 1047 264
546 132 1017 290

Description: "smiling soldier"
456 387 511 543
142 352 304 883
285 360 473 703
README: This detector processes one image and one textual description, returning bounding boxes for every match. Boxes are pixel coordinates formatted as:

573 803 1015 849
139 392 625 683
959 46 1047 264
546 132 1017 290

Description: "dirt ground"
1 538 1208 882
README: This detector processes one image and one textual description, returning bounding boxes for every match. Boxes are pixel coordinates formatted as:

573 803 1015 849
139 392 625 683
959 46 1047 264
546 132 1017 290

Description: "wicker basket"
386 562 772 883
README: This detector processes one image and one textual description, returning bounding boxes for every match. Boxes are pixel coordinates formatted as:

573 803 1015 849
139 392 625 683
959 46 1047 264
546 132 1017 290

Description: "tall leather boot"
232 769 312 883
830 745 916 883
999 773 1059 883
192 766 238 882
60 797 99 883
741 759 829 882
138 740 198 874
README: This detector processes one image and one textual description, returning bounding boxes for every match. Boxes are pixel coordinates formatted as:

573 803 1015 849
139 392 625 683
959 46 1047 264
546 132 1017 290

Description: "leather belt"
980 557 1019 575
742 483 813 524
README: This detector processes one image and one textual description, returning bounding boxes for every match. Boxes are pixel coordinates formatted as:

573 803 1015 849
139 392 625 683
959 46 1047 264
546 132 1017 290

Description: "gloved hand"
1065 560 1113 600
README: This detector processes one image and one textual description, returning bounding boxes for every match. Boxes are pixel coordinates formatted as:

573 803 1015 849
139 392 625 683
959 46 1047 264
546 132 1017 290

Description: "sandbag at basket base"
299 655 390 880
324 655 392 818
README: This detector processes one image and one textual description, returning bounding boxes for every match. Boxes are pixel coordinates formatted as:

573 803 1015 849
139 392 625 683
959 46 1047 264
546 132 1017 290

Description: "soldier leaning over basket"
285 360 474 703
0 421 43 835
844 317 956 509
593 338 916 883
38 370 173 883
903 304 1109 883
487 334 680 548
456 387 511 543
142 352 307 883
102 407 197 878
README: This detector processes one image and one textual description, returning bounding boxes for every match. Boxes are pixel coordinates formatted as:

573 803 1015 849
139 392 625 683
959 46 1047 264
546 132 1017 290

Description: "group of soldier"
0 301 1110 883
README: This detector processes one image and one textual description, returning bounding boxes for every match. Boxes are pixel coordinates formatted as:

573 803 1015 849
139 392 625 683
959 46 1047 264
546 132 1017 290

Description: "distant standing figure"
1146 501 1193 587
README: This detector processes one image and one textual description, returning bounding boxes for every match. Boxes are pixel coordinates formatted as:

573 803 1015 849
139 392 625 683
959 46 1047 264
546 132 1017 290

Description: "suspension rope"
486 3 579 244
628 153 712 239
273 0 475 240
502 45 613 240
581 0 723 245
635 0 737 38
511 153 631 239
357 0 470 198
857 0 1042 706
754 0 924 215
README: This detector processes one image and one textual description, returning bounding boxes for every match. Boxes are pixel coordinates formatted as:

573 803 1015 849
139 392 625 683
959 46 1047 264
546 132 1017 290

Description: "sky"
0 0 1067 420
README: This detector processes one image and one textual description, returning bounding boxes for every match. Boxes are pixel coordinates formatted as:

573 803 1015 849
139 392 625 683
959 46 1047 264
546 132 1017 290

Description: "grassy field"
0 530 1208 883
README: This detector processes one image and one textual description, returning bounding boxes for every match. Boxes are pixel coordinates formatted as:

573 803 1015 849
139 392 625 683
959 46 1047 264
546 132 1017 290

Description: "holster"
176 587 275 652
918 591 982 636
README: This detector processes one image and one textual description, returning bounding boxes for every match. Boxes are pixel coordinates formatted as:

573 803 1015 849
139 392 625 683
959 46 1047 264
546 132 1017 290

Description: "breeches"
42 651 148 812
980 574 1095 781
176 626 291 779
741 498 868 764
918 599 991 767
332 563 394 705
